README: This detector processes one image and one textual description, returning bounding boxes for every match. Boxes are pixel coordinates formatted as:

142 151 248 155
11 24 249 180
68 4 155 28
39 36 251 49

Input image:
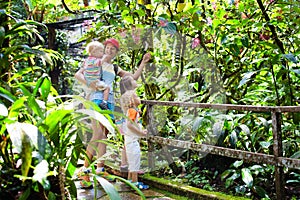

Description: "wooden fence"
142 100 300 200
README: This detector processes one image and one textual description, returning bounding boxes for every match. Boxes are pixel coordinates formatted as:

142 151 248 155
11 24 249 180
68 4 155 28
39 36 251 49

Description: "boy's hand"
143 129 148 136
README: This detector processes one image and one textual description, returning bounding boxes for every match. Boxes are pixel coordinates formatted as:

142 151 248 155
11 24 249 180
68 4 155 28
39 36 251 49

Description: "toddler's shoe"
96 81 107 91
99 101 108 110
95 167 105 175
78 168 93 189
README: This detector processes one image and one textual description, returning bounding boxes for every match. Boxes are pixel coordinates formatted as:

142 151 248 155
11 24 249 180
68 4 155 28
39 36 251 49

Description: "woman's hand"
121 52 152 79
141 52 151 64
88 80 99 90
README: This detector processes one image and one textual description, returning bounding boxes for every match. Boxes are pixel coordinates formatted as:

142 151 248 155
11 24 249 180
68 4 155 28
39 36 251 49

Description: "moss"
140 174 250 200
151 187 190 200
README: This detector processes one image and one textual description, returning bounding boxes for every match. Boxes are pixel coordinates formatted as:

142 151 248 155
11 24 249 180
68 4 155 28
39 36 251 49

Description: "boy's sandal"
134 182 149 190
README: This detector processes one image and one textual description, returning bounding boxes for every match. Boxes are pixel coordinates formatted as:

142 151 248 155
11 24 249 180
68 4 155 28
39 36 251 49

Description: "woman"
75 38 151 188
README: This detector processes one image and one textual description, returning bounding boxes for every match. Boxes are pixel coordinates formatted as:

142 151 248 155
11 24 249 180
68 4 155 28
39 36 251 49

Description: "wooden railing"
142 100 300 200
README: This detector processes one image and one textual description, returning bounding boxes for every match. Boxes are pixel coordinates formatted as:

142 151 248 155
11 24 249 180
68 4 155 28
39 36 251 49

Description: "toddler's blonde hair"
86 41 104 57
120 90 136 113
120 74 135 95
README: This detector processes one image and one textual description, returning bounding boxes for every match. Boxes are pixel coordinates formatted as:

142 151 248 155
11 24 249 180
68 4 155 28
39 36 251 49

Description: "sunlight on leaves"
6 122 39 152
0 103 8 116
233 160 243 168
33 160 50 188
238 71 257 88
241 168 253 188
76 109 114 134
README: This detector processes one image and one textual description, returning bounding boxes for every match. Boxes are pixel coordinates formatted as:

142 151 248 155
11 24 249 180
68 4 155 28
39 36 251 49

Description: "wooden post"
146 104 155 171
272 111 285 199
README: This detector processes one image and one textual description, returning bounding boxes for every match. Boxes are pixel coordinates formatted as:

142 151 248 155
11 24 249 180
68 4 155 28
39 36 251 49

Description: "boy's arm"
127 121 147 137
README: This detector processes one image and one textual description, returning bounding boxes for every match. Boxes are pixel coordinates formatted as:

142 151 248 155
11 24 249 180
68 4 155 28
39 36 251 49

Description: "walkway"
74 164 176 200
76 180 174 200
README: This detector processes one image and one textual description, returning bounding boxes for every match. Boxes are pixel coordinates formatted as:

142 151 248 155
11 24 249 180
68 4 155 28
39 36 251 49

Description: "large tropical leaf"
241 168 253 188
94 176 121 200
0 103 8 116
76 109 114 134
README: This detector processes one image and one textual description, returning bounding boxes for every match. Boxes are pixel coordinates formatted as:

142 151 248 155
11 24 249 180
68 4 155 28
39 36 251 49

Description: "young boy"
83 41 109 110
120 88 149 190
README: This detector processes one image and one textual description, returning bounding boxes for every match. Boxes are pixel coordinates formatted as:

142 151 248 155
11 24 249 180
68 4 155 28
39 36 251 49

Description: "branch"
62 0 78 14
156 35 186 100
256 0 285 54
61 0 109 14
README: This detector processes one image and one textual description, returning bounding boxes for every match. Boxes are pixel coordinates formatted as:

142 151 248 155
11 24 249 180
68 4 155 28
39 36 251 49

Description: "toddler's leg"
99 87 110 110
103 87 110 101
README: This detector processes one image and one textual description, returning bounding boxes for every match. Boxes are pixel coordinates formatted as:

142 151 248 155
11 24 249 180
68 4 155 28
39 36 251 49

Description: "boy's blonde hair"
120 90 136 113
86 41 104 57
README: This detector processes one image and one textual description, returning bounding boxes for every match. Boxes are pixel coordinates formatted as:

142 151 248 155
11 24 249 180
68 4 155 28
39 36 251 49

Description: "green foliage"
221 160 273 199
0 2 114 199
0 7 62 85
0 76 119 199
94 176 122 200
1 0 300 199
184 162 216 191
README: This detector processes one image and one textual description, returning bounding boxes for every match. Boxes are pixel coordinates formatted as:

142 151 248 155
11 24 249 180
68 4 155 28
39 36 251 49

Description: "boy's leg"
120 146 128 171
131 172 138 183
127 171 132 181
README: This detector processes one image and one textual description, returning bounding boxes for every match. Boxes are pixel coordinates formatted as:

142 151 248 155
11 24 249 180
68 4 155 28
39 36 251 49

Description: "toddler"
83 41 109 110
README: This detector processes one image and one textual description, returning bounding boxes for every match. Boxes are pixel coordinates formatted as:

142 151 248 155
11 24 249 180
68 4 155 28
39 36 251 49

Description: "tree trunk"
48 27 60 91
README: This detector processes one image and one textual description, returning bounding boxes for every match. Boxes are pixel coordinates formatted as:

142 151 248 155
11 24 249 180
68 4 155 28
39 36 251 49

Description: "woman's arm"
74 68 98 90
118 52 151 80
132 52 151 80
74 68 87 85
